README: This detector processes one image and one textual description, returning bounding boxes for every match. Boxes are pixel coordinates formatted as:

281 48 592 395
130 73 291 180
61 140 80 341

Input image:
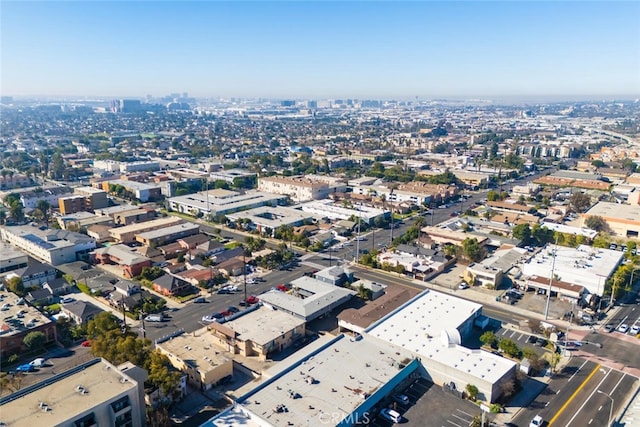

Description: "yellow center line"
548 363 601 426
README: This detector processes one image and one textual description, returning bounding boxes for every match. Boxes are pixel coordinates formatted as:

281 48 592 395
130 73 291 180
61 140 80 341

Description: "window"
73 413 97 427
114 411 133 427
110 395 131 413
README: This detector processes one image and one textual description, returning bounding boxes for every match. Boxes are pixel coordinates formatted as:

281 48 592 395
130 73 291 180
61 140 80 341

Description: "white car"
630 325 640 335
458 282 470 290
618 324 630 333
380 408 402 423
529 415 543 427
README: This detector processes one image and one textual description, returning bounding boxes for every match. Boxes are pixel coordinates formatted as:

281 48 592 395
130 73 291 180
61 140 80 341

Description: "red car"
277 284 290 292
81 340 92 347
246 295 259 304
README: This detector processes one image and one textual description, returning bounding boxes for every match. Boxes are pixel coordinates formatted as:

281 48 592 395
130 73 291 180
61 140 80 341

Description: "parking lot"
365 377 484 427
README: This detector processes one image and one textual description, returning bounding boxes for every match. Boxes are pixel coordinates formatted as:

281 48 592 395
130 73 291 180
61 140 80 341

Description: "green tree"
23 331 46 350
487 190 500 202
570 192 592 213
584 216 607 232
147 350 181 395
591 160 606 168
479 331 498 348
498 338 521 359
512 224 531 243
462 238 484 262
5 276 25 296
465 383 479 401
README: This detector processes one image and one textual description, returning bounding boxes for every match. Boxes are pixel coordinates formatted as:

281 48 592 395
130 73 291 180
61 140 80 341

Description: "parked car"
227 306 239 314
16 363 35 373
393 394 410 405
535 337 547 347
193 297 207 303
618 324 630 333
458 282 470 290
527 335 538 344
380 408 402 423
604 323 616 333
630 325 640 335
81 340 92 347
61 297 75 304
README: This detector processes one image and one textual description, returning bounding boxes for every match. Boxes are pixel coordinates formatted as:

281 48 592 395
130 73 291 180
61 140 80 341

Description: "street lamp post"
596 390 614 427
544 236 560 320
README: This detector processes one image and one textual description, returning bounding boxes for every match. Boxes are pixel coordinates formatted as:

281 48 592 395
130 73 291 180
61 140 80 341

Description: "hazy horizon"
2 1 639 99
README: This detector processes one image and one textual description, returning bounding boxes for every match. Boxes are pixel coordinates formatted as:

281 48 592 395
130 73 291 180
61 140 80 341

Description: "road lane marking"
568 359 589 382
549 363 601 426
589 419 593 424
565 365 610 426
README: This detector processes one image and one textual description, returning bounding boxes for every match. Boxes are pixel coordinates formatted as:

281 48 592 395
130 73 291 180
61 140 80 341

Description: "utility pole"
243 249 247 305
389 189 395 243
544 236 559 320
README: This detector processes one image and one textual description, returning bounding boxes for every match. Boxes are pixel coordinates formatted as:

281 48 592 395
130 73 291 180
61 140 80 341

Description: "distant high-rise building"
0 96 13 104
307 100 317 109
281 100 295 107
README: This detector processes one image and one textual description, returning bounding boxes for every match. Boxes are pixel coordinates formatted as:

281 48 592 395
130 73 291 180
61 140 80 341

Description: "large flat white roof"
206 335 415 427
366 290 515 385
156 329 230 374
521 244 624 295
226 205 313 229
169 190 286 214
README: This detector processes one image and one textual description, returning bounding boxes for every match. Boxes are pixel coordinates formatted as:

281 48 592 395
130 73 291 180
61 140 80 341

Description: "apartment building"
257 174 346 202
109 216 183 243
0 358 146 427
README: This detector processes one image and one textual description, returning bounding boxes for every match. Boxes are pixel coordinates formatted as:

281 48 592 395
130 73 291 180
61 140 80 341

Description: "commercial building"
257 174 346 202
521 244 624 296
226 206 314 236
168 189 287 219
366 290 516 403
0 226 96 266
300 200 388 225
259 276 356 322
207 291 515 427
208 306 306 360
156 329 233 391
109 216 184 243
0 286 56 359
0 358 146 427
581 201 640 239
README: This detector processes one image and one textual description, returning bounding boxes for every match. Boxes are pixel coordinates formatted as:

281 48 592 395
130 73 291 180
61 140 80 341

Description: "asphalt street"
514 358 637 427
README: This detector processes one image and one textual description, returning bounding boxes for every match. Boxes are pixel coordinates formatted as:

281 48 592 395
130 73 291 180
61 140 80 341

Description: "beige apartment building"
257 175 346 202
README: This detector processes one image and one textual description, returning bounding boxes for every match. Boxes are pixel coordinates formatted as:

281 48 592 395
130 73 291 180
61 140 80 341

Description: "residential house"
26 288 54 306
216 257 245 277
43 277 73 296
8 260 57 288
152 274 191 297
62 300 103 324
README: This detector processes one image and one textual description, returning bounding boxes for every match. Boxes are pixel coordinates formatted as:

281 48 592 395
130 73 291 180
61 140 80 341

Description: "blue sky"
2 1 639 99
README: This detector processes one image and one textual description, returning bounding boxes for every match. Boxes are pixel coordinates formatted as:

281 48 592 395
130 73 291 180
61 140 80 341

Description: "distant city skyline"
2 1 639 100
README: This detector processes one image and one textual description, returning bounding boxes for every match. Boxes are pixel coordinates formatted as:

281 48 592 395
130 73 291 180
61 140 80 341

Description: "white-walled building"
0 226 96 265
168 189 287 218
258 175 347 202
300 199 389 225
